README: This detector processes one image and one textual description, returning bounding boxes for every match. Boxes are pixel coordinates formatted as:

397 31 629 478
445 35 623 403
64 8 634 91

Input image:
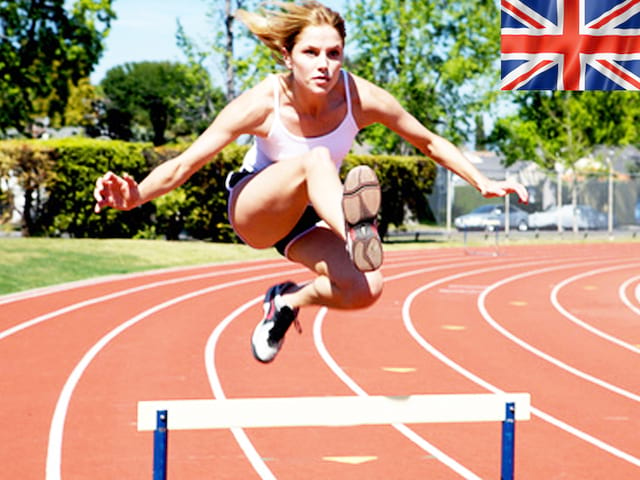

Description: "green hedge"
0 139 437 241
343 154 437 236
0 138 154 237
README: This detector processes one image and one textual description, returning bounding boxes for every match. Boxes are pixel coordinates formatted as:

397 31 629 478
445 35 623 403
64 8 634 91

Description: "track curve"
1 243 639 479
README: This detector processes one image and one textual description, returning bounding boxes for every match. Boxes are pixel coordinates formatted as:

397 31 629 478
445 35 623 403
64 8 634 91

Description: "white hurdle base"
137 393 530 480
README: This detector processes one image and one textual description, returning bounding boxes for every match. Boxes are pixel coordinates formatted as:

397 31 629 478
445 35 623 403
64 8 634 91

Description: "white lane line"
619 275 640 317
45 267 303 480
0 252 486 341
200 256 505 480
36 255 472 480
477 262 640 401
312 307 483 480
402 269 640 467
308 255 604 476
306 257 554 478
201 253 619 477
0 262 289 341
551 264 640 354
205 297 277 480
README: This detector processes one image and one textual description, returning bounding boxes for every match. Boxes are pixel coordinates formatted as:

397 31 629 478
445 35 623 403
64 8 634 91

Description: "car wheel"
517 220 528 231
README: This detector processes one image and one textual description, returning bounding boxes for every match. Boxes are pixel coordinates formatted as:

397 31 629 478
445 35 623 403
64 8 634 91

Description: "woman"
93 1 528 363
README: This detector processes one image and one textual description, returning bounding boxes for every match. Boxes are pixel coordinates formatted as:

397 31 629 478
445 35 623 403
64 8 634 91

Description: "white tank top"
241 70 359 172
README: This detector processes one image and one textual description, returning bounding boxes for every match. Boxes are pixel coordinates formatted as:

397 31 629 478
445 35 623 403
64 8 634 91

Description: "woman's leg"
230 147 346 249
250 226 383 363
283 227 384 310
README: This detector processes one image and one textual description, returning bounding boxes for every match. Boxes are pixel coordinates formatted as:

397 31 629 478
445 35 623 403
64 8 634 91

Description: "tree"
490 91 640 229
176 0 270 100
345 0 501 154
101 61 224 145
490 91 640 169
63 78 104 131
0 0 116 134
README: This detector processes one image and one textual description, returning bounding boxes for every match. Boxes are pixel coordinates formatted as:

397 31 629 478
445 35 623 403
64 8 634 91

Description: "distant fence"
436 169 640 232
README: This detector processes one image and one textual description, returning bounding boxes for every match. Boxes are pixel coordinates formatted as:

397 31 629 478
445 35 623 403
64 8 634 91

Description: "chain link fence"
425 151 640 241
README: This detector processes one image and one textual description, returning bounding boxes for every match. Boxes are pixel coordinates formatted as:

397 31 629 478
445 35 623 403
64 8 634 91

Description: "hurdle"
137 392 530 479
462 227 501 257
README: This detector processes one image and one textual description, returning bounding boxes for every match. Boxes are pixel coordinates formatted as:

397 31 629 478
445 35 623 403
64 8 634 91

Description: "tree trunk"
224 0 235 101
21 187 33 237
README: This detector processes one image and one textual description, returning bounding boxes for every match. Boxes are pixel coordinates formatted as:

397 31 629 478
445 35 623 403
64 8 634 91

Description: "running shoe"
251 282 300 363
342 165 383 272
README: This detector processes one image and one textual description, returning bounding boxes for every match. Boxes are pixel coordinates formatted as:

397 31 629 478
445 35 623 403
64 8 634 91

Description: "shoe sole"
342 165 381 225
342 166 383 271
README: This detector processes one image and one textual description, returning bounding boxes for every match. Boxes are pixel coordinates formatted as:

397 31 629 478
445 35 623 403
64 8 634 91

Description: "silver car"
529 205 607 230
454 204 530 231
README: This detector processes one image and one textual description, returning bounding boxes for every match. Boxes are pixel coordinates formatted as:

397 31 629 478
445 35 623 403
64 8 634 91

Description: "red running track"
1 243 639 479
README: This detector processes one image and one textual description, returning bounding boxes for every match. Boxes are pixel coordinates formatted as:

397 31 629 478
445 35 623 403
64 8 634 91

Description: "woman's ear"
282 48 293 70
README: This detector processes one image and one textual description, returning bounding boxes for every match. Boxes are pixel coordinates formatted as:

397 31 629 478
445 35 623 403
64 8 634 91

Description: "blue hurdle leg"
501 402 516 480
153 410 168 480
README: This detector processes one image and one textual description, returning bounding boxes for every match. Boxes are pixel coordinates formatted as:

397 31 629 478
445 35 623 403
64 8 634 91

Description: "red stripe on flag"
501 0 546 29
590 0 640 29
596 59 640 89
502 59 555 90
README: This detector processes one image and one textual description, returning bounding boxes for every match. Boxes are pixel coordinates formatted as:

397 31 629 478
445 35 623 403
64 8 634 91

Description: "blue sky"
91 0 346 84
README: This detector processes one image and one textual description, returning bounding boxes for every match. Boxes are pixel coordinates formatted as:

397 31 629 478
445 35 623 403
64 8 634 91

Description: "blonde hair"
236 1 346 65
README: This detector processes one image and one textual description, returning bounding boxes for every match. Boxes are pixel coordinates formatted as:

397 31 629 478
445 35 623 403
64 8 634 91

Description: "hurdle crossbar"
137 393 530 480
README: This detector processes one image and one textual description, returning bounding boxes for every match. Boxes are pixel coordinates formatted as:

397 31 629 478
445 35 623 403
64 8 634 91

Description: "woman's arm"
351 76 529 203
94 79 273 212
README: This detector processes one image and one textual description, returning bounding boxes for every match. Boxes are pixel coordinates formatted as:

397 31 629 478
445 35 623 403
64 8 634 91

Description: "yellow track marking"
323 456 378 465
509 300 528 307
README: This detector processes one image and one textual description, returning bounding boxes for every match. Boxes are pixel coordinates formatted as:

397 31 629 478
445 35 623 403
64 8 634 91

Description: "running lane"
1 244 639 479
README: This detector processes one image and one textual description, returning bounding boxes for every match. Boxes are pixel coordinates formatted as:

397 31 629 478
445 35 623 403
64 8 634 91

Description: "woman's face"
284 24 344 94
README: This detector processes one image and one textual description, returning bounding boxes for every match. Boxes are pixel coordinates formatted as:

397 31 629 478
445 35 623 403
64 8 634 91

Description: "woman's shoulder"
226 75 277 135
346 72 402 126
236 75 276 107
347 73 392 99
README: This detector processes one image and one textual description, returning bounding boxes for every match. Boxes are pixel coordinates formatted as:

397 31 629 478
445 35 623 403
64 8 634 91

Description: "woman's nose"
317 52 329 68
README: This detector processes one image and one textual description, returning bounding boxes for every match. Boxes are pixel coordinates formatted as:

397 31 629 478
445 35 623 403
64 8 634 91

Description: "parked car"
635 200 640 224
529 205 607 230
454 204 529 231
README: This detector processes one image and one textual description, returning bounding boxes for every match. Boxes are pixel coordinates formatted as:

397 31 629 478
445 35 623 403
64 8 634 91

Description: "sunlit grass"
0 238 278 295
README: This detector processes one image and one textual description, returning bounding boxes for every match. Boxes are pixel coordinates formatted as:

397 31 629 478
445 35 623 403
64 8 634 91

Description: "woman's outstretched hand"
480 179 529 204
93 172 141 213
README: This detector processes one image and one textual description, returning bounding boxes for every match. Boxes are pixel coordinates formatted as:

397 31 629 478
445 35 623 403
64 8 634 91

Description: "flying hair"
235 1 346 65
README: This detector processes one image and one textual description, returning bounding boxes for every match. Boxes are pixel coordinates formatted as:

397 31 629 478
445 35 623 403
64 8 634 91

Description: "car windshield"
472 205 499 214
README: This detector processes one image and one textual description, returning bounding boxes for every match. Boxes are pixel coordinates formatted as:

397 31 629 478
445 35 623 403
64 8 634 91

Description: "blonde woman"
94 1 528 363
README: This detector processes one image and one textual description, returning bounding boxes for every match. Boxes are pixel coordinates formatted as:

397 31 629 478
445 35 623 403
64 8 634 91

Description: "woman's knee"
339 270 383 309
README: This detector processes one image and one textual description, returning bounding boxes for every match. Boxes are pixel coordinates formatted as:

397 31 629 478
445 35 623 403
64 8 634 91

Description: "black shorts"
273 205 321 256
226 170 321 257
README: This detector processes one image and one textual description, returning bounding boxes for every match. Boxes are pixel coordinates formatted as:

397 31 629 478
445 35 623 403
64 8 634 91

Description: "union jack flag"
501 0 640 90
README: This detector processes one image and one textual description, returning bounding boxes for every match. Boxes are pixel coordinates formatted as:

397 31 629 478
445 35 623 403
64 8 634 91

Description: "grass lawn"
2 230 633 295
0 238 279 295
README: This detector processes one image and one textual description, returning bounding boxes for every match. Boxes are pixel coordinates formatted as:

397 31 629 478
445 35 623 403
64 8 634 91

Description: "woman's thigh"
229 159 310 248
